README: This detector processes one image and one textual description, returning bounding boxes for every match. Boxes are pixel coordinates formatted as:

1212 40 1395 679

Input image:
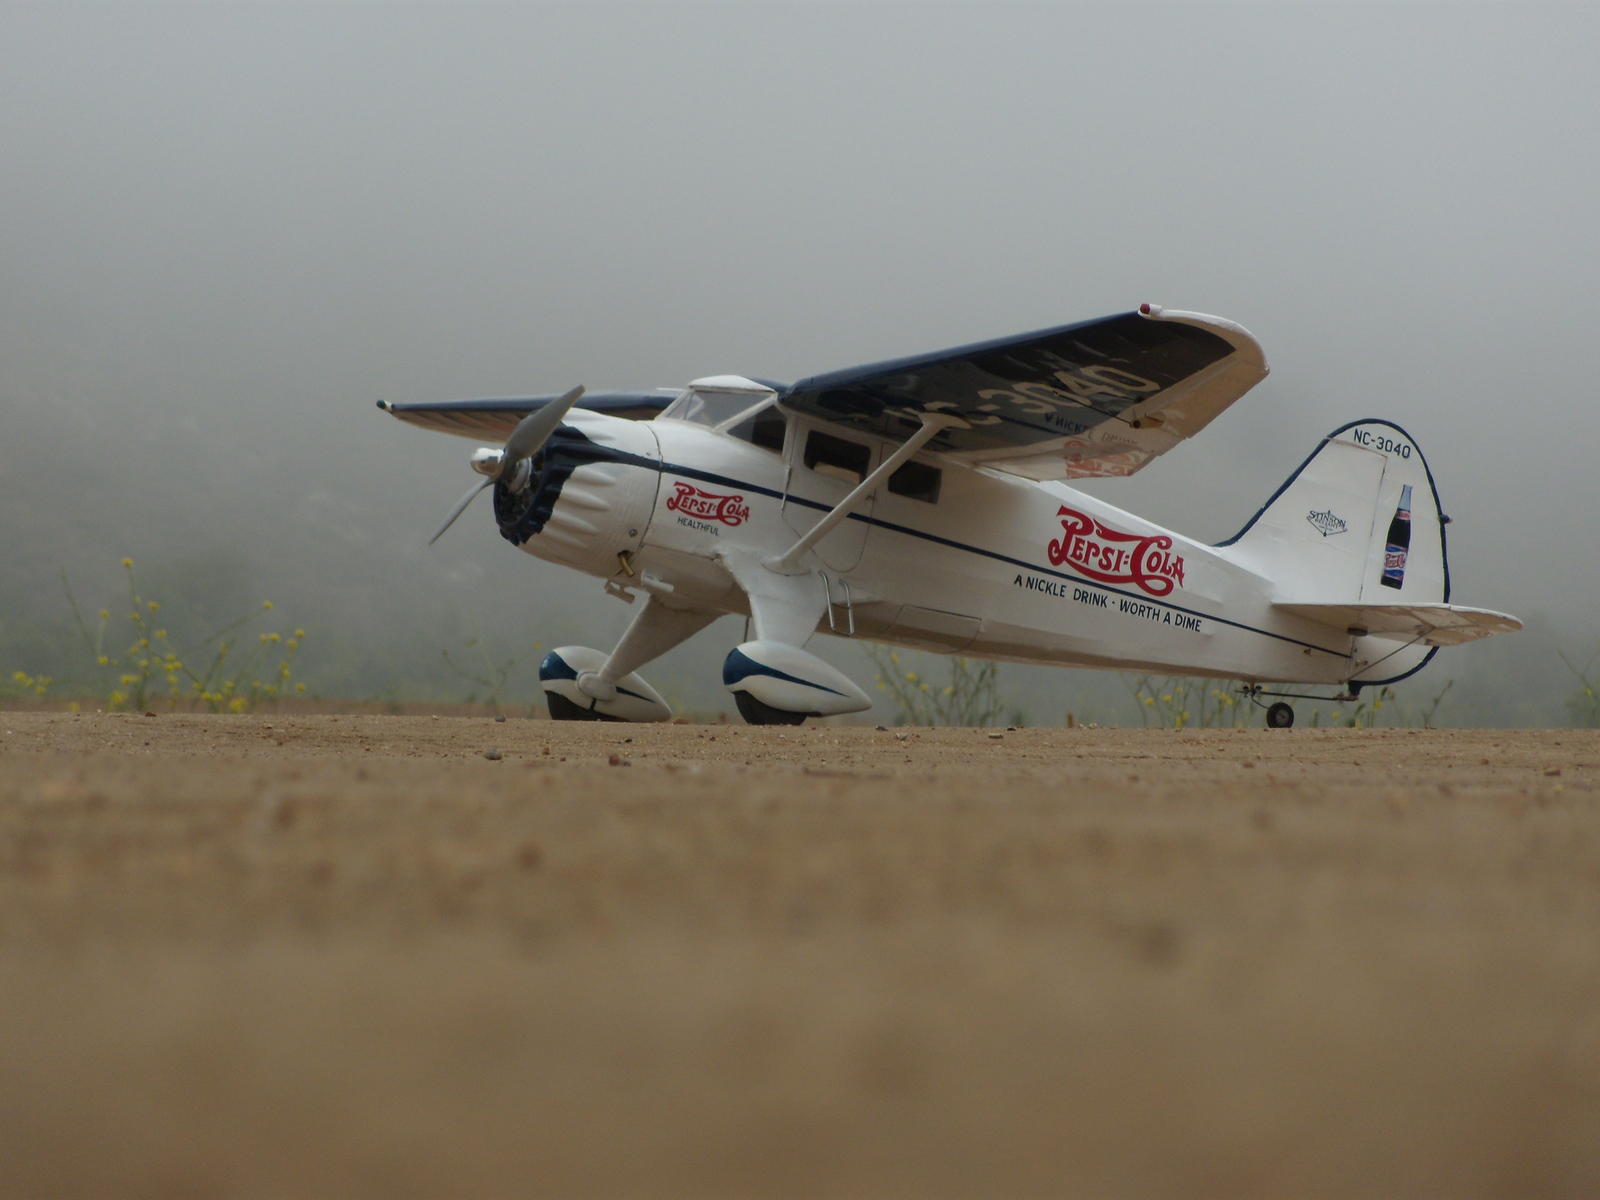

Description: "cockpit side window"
803 430 871 483
726 405 788 453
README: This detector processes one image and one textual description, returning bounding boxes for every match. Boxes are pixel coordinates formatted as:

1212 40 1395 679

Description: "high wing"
775 305 1269 480
377 391 676 441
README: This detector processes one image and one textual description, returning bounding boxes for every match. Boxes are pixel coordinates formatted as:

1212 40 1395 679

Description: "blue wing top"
777 306 1268 479
378 307 1266 480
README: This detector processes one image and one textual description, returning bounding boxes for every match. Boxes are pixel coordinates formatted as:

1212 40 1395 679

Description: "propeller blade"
428 478 494 545
503 384 585 466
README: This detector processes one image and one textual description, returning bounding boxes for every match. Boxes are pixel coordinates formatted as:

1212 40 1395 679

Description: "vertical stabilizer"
1220 420 1450 684
1221 420 1448 605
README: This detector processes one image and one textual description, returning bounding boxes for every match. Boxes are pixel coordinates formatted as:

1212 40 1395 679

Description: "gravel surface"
3 713 1598 1198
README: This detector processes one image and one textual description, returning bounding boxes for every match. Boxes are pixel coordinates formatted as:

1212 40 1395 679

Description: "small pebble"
484 748 502 761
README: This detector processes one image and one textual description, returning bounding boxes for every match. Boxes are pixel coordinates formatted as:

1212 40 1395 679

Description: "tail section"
1221 420 1496 685
1222 419 1448 604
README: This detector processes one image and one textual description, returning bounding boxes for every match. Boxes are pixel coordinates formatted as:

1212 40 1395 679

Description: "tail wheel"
734 691 809 726
1266 701 1295 729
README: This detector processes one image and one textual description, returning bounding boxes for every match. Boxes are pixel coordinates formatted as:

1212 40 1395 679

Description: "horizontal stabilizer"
1274 602 1523 647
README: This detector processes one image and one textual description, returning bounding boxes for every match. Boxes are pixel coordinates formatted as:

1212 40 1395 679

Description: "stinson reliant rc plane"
381 304 1520 727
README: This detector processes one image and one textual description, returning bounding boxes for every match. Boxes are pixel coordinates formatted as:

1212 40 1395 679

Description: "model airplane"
380 304 1521 727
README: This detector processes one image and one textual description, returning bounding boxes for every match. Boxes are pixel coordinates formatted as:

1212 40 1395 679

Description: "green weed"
866 646 1024 727
8 559 308 713
1560 647 1600 728
441 634 542 717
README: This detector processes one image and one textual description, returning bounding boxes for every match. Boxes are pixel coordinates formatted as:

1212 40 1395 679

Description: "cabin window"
726 406 788 454
804 430 871 483
888 459 941 504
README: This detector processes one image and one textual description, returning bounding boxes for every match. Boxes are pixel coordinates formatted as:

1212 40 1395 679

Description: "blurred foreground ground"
2 713 1598 1198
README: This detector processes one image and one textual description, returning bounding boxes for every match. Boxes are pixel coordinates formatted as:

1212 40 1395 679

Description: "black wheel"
546 692 620 722
734 691 809 726
1266 701 1295 729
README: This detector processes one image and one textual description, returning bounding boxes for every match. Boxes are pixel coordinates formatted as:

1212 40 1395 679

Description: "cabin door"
781 420 873 574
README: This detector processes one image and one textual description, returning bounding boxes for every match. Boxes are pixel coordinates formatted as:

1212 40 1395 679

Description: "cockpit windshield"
662 389 763 428
659 377 789 454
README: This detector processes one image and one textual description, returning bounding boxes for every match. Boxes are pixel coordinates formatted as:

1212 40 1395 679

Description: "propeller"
428 384 585 545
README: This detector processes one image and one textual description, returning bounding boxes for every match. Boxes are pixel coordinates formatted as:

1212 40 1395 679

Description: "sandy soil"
2 712 1598 1198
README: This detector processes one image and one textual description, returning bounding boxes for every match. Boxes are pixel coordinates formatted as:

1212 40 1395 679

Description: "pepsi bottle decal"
1379 483 1413 590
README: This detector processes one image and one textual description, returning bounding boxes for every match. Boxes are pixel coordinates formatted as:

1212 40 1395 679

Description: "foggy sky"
4 2 1596 722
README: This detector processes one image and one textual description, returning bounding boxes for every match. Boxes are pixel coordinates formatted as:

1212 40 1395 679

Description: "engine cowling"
492 410 661 578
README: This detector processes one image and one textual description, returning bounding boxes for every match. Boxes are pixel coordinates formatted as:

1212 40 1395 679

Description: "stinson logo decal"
666 481 751 527
1306 509 1348 537
1046 506 1186 597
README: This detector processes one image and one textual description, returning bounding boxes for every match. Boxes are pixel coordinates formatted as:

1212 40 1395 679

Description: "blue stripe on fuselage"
553 441 1348 662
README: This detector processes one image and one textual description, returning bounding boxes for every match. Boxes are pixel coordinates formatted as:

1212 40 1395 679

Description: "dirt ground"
2 712 1598 1199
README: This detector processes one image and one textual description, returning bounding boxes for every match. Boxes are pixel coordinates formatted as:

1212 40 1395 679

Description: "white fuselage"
513 409 1390 688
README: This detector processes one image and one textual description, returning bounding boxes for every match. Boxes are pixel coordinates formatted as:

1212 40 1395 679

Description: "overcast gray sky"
3 2 1595 721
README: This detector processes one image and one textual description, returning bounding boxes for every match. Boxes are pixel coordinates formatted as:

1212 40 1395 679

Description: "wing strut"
765 412 967 575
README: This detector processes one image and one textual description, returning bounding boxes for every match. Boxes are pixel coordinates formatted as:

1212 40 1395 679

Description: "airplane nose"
493 442 563 543
492 417 658 577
